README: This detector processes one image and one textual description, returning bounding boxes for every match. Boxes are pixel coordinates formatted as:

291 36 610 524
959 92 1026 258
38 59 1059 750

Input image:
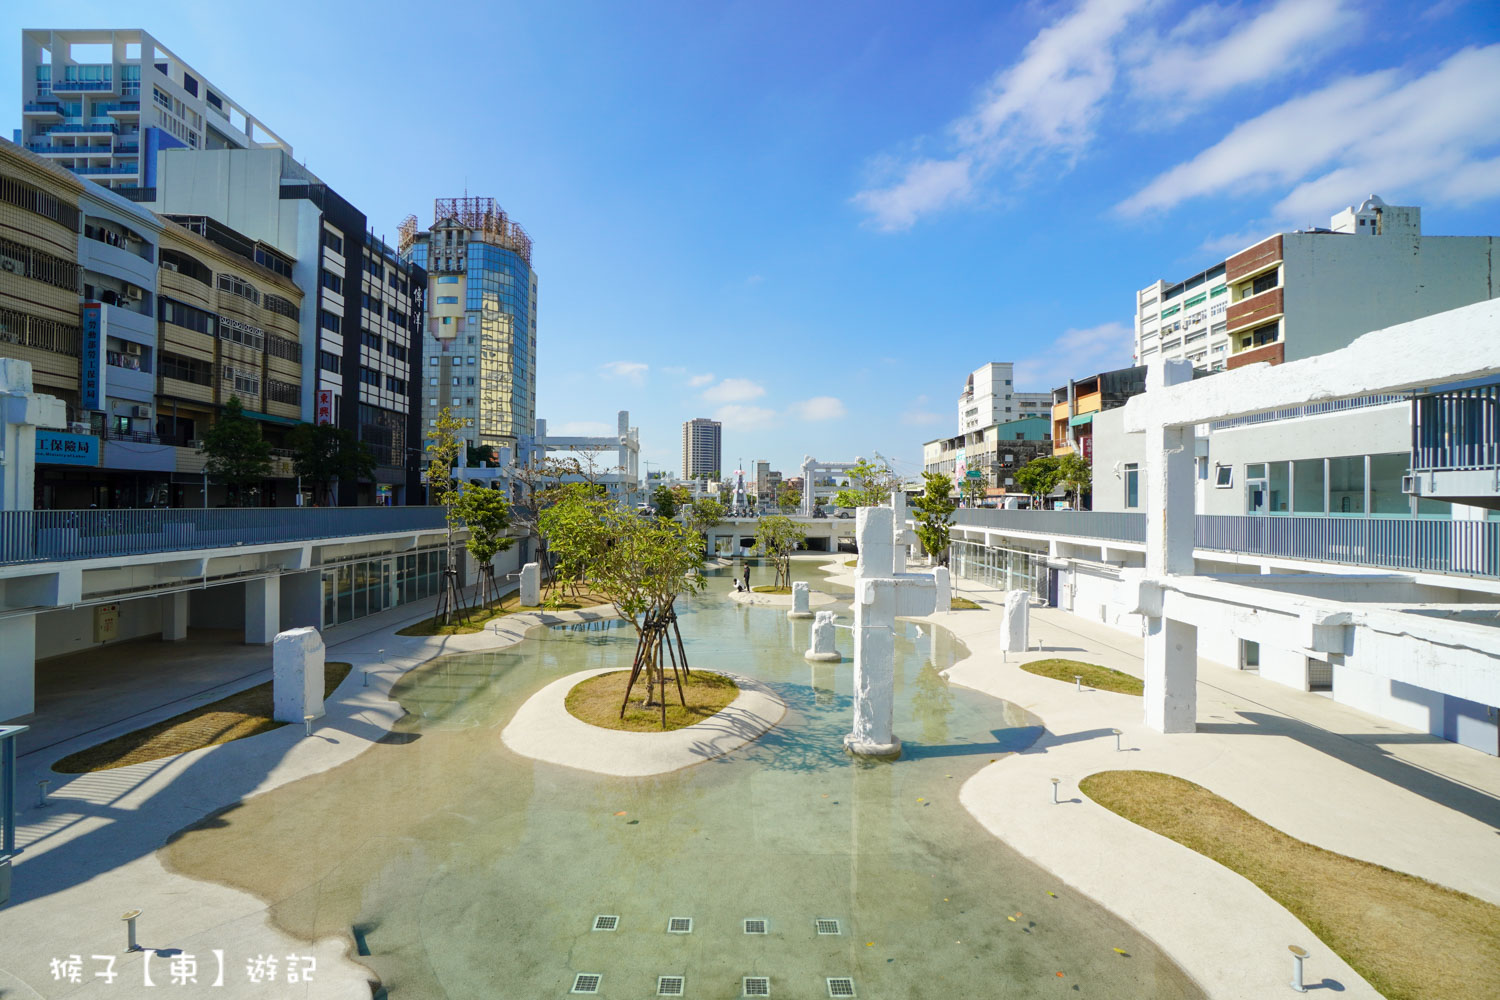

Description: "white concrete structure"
788 581 812 619
532 410 640 504
0 360 66 511
1001 590 1029 653
798 456 862 516
519 561 540 607
932 566 951 613
845 503 936 757
271 626 324 724
805 610 840 662
958 362 1051 433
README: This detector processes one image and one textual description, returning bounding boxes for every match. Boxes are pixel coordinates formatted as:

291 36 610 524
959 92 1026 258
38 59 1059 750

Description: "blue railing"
1411 382 1499 473
0 507 448 566
952 507 1146 542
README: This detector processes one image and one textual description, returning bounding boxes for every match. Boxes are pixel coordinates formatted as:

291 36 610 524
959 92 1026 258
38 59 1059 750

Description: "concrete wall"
1285 235 1499 363
35 597 165 660
1089 408 1147 514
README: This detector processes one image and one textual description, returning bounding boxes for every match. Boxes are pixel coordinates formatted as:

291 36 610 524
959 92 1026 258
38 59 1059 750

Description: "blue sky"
7 0 1499 480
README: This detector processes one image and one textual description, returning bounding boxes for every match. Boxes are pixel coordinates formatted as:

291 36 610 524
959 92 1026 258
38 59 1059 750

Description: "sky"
6 0 1500 480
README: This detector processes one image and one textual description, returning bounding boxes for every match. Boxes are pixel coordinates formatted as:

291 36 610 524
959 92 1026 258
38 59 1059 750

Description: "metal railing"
1411 382 1498 473
952 507 1146 543
1209 393 1407 431
0 507 448 566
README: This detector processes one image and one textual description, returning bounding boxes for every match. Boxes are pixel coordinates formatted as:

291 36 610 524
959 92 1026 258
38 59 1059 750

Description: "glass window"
438 275 459 284
1328 456 1365 514
1293 459 1325 513
1370 453 1411 515
1123 464 1139 509
1267 461 1290 513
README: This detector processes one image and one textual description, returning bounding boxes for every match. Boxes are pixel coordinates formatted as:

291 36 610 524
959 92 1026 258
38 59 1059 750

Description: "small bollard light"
363 668 369 687
1288 945 1309 992
1074 674 1083 692
379 648 386 663
1112 728 1123 752
122 909 141 952
303 715 315 738
1050 778 1061 804
36 779 49 808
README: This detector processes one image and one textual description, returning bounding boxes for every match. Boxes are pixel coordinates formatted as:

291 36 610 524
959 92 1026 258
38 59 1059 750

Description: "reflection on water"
163 560 1202 999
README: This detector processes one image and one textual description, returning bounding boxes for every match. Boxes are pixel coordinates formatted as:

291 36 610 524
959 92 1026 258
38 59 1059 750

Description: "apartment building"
403 197 537 457
1050 366 1147 459
149 147 424 504
18 29 289 195
682 417 721 480
923 416 1051 493
1135 196 1499 372
958 362 1049 434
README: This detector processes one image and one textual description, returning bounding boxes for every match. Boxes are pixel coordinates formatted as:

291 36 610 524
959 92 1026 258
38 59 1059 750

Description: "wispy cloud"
745 274 764 285
1118 45 1500 219
713 404 778 430
792 396 847 421
1014 322 1135 389
701 377 766 404
688 373 715 387
599 360 649 385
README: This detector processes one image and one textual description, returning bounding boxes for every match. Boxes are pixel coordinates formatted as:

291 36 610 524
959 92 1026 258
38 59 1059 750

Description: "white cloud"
1014 321 1135 389
1127 0 1356 107
1118 45 1500 219
792 396 847 421
902 409 945 427
701 377 766 404
688 372 716 387
599 360 648 385
713 404 778 430
852 0 1149 230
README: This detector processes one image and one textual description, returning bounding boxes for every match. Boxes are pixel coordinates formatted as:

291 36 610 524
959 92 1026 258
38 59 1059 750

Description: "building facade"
923 415 1052 494
403 198 536 459
19 28 290 195
1135 196 1500 372
958 362 1049 434
682 417 721 479
1050 366 1148 459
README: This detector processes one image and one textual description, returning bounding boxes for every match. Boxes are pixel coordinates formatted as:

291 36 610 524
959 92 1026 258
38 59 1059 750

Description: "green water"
165 562 1202 998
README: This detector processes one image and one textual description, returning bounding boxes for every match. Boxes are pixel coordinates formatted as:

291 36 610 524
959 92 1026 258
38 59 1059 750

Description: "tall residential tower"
682 418 721 480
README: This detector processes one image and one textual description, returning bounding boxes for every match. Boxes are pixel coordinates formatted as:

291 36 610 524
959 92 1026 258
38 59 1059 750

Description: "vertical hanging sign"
80 302 105 410
316 389 334 425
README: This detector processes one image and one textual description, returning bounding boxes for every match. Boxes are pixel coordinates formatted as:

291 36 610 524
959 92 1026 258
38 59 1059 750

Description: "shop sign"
81 302 105 410
316 389 334 425
35 431 99 467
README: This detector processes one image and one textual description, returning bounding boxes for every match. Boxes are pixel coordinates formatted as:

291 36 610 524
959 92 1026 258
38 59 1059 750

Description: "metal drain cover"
827 977 856 997
744 975 771 996
592 915 618 931
744 918 767 935
571 973 601 994
667 916 693 934
657 975 685 996
815 918 841 935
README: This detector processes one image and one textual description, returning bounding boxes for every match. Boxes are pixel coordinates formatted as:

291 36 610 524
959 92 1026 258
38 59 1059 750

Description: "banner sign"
35 431 100 466
316 389 334 425
80 302 105 410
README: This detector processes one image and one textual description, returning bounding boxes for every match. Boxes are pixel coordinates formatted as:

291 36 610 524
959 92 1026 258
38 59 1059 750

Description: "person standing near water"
743 563 750 592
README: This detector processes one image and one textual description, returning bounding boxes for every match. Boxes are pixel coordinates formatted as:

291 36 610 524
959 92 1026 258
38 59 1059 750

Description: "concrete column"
245 576 280 645
1001 590 1030 652
520 562 541 607
788 581 813 619
161 591 189 641
0 615 37 721
805 611 840 662
272 627 325 724
1145 615 1198 733
933 566 951 613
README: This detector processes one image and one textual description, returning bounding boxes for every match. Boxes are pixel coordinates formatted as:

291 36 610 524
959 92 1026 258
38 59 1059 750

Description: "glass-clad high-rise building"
402 197 536 455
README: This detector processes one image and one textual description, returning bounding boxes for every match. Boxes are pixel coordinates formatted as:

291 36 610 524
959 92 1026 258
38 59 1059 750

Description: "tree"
466 443 497 468
833 454 901 509
1057 452 1092 508
685 497 725 540
752 515 805 590
288 422 376 506
538 483 611 599
202 396 271 507
910 472 958 565
961 474 985 508
1013 455 1063 502
425 406 470 625
652 485 681 519
778 483 801 511
453 485 514 607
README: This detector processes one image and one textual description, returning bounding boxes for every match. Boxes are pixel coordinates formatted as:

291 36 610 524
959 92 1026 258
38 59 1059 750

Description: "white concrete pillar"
933 566 951 613
0 615 36 721
245 576 280 645
520 562 541 607
272 626 325 724
805 610 840 661
788 581 813 619
1001 590 1029 653
890 491 908 575
1145 616 1198 733
0 359 66 512
161 591 189 641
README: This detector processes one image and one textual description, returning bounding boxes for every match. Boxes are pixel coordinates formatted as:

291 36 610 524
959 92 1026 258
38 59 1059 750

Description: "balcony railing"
0 507 448 566
952 507 1145 543
1210 393 1407 431
1411 382 1499 473
72 166 139 176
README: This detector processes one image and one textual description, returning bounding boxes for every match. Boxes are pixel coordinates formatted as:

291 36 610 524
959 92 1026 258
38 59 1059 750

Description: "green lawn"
1018 658 1143 695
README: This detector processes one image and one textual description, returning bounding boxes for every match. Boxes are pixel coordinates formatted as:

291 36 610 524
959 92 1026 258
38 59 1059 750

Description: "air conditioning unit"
132 405 149 418
124 342 142 355
124 286 143 301
69 421 91 435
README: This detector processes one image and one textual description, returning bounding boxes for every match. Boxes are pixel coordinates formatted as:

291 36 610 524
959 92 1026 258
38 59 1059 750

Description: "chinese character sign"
34 432 99 467
316 389 334 425
80 302 105 411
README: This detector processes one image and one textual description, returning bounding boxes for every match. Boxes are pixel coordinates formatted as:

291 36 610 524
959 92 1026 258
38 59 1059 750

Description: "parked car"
835 509 852 519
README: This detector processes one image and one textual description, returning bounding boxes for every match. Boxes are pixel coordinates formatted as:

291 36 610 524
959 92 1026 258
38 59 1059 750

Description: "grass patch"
55 663 353 773
1080 770 1500 1000
396 589 611 636
844 560 858 567
949 597 983 610
565 669 740 732
1019 657 1143 695
751 585 793 594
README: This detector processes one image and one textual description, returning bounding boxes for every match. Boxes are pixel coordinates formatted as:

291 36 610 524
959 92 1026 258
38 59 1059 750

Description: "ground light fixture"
1051 778 1060 804
122 909 141 952
1074 674 1083 691
36 779 48 808
1288 945 1309 992
1112 728 1122 751
303 715 316 738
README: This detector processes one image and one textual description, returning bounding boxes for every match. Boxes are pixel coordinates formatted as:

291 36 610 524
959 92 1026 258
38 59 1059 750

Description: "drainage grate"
744 918 767 935
571 973 602 994
667 917 693 934
815 919 841 935
592 915 619 932
827 977 856 998
744 976 771 996
657 975 685 996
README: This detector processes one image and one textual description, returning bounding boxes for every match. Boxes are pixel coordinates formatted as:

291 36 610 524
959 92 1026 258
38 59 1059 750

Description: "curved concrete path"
502 668 786 776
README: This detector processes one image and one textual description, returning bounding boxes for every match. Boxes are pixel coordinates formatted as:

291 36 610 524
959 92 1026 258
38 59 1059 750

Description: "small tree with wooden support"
425 407 471 626
537 483 610 600
595 509 706 729
752 515 804 590
454 484 514 608
911 471 958 566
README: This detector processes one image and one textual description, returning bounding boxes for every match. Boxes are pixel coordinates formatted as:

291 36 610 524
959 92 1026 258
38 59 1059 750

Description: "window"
359 366 382 388
218 317 264 351
361 330 382 351
466 356 476 366
1213 465 1233 488
386 376 406 394
466 377 475 385
224 365 260 396
0 235 81 292
217 273 260 304
436 296 458 304
438 275 459 284
452 377 460 386
1251 271 1277 296
429 397 439 406
267 334 301 362
429 356 439 366
159 297 215 336
361 292 382 311
319 310 342 334
322 230 344 254
321 271 343 294
159 352 212 385
265 293 300 320
1122 464 1139 509
1251 321 1279 347
386 342 407 362
318 350 342 374
442 317 452 326
0 175 82 230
